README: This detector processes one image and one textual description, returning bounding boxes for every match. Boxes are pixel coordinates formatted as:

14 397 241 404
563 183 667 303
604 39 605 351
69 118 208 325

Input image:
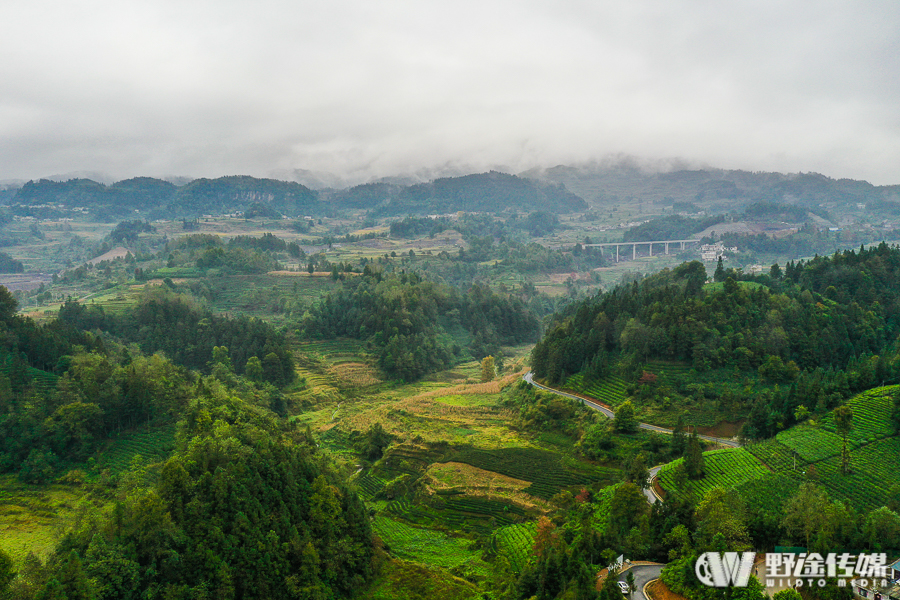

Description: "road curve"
617 564 664 600
522 371 741 503
523 372 741 448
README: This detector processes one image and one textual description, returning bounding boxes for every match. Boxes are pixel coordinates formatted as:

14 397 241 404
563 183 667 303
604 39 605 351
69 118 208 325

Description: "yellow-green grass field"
0 476 105 567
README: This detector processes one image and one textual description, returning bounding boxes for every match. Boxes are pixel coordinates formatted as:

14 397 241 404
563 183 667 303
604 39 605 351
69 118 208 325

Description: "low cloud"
1 0 898 185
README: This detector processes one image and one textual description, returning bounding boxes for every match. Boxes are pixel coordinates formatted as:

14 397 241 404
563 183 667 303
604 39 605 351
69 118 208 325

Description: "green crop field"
493 522 537 572
664 385 900 512
657 448 771 501
356 558 481 600
818 388 897 443
93 425 177 477
745 438 797 472
450 447 621 499
564 373 628 407
776 426 845 462
645 360 693 385
371 515 491 579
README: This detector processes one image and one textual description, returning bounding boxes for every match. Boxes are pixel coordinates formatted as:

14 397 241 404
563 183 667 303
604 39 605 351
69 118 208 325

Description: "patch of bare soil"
694 420 745 438
646 579 689 600
88 246 130 264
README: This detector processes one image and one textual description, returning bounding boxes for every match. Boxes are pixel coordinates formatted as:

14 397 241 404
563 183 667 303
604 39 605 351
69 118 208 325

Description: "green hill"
374 171 588 215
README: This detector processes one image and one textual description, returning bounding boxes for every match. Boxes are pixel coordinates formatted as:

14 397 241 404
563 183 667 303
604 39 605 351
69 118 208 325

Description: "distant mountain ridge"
7 171 589 218
524 163 900 213
327 171 588 215
6 164 898 220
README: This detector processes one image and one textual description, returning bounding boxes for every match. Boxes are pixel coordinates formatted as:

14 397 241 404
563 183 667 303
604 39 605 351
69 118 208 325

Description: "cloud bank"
1 0 898 184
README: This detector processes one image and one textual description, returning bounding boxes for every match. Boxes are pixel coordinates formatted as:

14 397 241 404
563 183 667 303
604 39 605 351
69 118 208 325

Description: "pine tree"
714 257 726 282
834 405 853 474
685 430 705 479
671 415 686 456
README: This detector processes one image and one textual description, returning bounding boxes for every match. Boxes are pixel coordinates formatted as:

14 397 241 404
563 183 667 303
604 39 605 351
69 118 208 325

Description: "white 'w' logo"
695 552 756 587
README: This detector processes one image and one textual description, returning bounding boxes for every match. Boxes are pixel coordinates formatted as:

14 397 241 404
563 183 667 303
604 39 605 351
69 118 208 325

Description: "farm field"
354 557 482 600
662 386 900 512
493 521 537 572
657 448 771 501
371 515 492 580
564 373 628 407
0 476 105 566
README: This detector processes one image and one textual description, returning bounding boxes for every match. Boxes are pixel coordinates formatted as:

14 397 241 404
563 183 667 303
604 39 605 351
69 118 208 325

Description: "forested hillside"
301 269 540 380
7 170 587 221
532 243 900 436
367 171 587 215
0 287 374 599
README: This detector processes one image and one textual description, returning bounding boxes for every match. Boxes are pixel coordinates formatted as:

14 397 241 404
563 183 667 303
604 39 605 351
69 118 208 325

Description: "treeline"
300 269 540 380
14 176 319 219
532 244 900 437
109 220 155 243
660 481 899 600
11 171 587 221
58 290 295 386
365 171 588 216
152 234 283 275
2 352 192 481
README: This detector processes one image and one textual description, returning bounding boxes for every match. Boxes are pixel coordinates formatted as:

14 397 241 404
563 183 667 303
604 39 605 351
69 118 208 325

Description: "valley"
0 165 897 599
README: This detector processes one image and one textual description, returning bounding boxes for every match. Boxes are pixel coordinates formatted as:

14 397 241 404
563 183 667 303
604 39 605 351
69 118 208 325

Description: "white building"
700 242 737 262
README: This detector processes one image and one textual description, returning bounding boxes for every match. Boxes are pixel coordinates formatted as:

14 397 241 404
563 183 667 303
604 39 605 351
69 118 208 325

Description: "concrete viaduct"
584 239 701 262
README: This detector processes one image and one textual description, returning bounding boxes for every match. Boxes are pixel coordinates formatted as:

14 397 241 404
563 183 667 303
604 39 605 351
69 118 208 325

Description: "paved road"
523 372 741 448
522 371 741 503
618 564 664 600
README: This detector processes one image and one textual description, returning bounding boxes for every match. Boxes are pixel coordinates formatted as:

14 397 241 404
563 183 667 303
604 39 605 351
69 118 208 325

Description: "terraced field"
564 373 628 407
94 425 177 477
210 273 338 318
450 447 621 499
664 386 900 512
776 426 844 462
0 349 58 394
493 522 537 572
371 515 492 578
818 387 897 443
657 448 771 501
645 360 693 386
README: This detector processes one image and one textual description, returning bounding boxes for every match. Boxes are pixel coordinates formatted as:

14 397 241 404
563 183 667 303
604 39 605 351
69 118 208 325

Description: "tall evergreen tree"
685 430 705 479
714 257 726 282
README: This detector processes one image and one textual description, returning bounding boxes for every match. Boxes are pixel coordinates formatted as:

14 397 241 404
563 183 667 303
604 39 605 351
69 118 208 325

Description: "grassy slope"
355 556 482 600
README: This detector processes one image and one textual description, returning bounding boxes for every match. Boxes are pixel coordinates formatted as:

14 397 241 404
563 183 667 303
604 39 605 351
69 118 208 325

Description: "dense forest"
301 269 540 380
57 290 295 386
532 243 900 437
0 287 374 599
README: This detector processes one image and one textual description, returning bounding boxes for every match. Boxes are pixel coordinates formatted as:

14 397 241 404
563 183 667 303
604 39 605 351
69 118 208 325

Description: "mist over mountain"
4 159 898 222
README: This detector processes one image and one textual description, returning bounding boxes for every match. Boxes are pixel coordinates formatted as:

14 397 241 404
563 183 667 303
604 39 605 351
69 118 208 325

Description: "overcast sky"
1 0 898 185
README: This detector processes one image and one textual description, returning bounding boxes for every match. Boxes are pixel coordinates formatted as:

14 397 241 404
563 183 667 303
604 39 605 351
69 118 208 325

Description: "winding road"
522 371 741 503
618 564 664 600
